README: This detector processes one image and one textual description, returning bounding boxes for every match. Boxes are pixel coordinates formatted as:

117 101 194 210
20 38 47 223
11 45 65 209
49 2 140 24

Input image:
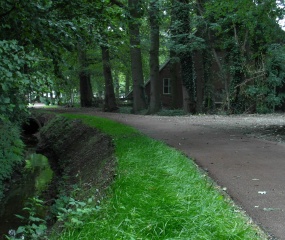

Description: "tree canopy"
0 0 284 119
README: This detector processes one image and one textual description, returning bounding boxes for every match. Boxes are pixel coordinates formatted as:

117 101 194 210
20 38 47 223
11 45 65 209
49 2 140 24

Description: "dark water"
0 148 53 239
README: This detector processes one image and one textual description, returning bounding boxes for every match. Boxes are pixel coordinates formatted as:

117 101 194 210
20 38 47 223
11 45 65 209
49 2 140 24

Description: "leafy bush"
54 196 98 229
0 41 29 122
243 44 285 113
7 197 48 240
0 119 24 199
0 40 46 122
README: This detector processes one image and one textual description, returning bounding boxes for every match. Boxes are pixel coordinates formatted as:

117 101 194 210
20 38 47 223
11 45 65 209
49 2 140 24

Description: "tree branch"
235 74 266 89
233 24 239 45
242 29 249 53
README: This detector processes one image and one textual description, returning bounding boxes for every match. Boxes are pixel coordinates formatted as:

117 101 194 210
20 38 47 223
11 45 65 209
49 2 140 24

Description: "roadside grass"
55 113 265 240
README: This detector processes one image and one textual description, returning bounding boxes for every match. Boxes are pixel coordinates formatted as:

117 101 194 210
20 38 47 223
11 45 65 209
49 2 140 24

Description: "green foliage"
0 0 86 115
54 196 98 229
242 44 285 113
7 197 48 240
203 0 285 114
0 40 33 121
169 1 206 55
0 119 24 200
0 40 52 121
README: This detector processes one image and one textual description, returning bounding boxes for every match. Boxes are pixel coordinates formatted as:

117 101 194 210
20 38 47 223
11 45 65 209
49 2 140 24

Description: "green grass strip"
57 113 265 240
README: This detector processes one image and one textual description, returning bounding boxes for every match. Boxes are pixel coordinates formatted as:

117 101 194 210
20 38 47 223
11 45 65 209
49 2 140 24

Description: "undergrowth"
52 113 265 240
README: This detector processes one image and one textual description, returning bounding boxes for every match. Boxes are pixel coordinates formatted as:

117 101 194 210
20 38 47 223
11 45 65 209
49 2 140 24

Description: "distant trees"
0 1 284 193
202 0 285 113
1 0 285 118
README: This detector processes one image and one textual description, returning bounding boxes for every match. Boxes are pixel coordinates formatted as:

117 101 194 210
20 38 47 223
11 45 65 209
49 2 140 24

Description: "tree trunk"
125 73 130 97
180 54 195 113
101 45 118 112
114 70 120 98
170 56 180 109
193 51 204 113
170 0 181 109
78 43 93 107
128 0 147 113
148 0 160 114
79 71 93 107
174 0 196 113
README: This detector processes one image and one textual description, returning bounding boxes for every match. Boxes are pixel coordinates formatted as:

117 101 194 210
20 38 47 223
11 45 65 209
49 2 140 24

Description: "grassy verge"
55 113 265 239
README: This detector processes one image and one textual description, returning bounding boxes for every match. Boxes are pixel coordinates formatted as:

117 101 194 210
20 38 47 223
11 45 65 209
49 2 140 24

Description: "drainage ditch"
0 113 116 239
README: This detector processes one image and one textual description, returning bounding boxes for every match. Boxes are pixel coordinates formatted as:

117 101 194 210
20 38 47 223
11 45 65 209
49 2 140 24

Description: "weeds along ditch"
0 113 116 240
0 119 53 239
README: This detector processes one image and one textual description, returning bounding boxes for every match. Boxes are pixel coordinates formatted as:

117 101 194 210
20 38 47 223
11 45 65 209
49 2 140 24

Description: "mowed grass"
56 113 265 240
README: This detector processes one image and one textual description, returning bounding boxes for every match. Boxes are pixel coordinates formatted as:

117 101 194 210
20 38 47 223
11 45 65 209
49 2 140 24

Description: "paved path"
50 109 285 239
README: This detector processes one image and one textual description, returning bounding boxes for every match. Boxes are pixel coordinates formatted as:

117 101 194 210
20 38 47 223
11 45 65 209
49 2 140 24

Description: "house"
126 54 225 112
144 59 184 108
126 59 185 109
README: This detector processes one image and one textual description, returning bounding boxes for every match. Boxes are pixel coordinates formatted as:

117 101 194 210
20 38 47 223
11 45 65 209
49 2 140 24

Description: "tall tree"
101 43 118 111
169 0 182 109
173 0 196 113
148 0 161 114
78 41 94 107
128 0 147 112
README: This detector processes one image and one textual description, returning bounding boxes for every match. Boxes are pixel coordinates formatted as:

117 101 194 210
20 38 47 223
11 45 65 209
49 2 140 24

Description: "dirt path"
48 108 285 239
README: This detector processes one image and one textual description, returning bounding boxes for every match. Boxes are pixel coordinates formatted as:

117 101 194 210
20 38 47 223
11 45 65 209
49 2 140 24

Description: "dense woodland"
1 0 285 118
0 0 285 198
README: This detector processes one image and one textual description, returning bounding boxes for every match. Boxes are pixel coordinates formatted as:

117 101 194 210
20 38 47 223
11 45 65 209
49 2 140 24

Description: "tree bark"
169 0 181 109
78 43 93 107
79 71 93 107
170 56 180 109
148 0 160 114
177 0 196 113
125 73 130 96
101 45 118 112
128 0 147 113
113 70 120 98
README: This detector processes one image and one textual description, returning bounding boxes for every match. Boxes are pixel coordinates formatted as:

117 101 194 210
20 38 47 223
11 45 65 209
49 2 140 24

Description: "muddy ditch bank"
3 113 116 238
37 113 116 197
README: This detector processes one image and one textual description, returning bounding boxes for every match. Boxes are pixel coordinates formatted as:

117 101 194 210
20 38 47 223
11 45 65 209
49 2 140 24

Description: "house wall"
136 54 226 111
145 62 183 108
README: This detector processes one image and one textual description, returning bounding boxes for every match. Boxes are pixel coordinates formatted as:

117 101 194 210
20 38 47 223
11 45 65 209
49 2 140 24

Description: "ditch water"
0 134 53 240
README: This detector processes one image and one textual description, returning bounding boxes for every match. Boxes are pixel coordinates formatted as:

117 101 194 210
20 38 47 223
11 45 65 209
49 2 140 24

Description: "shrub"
0 119 24 199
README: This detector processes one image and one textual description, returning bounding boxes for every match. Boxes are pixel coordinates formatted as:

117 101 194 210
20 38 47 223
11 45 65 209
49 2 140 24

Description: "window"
163 78 171 94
